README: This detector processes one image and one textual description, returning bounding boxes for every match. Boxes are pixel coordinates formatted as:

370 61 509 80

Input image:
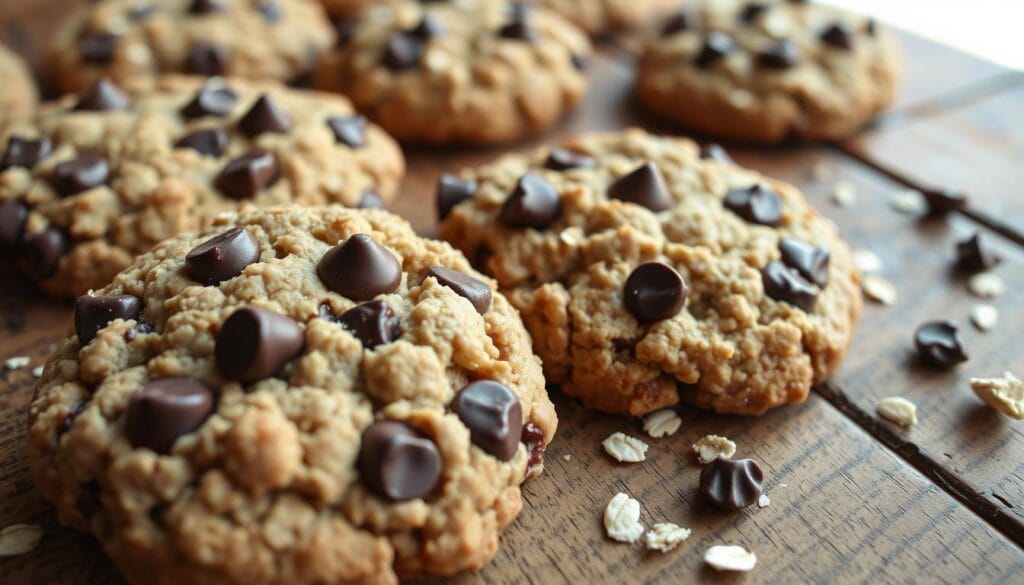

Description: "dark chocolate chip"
215 151 278 199
52 154 110 197
383 34 422 70
570 52 588 71
75 78 131 112
700 142 733 163
358 189 385 209
334 17 360 48
739 2 769 23
358 420 442 501
185 226 261 285
335 299 401 349
661 11 690 36
425 265 492 313
189 0 224 14
59 399 89 435
19 228 69 279
914 320 968 368
318 233 402 301
955 233 1002 273
326 115 366 148
499 174 560 230
623 262 687 322
216 307 304 382
0 201 27 248
181 84 239 118
409 13 444 40
761 260 817 311
174 128 229 157
79 33 118 64
74 294 142 345
922 188 968 216
865 18 877 36
820 21 854 50
238 94 293 137
758 39 801 69
186 43 230 75
436 174 476 220
779 237 830 287
125 377 215 454
453 380 522 461
695 32 736 68
699 457 764 510
499 12 536 43
724 184 782 226
521 422 545 480
0 136 52 171
544 148 596 171
257 1 281 22
608 162 671 212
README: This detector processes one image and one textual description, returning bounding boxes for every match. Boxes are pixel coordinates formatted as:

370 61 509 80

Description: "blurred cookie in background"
0 43 38 129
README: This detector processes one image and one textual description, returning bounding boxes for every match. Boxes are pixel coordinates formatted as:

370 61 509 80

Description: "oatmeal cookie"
539 0 677 35
0 43 37 129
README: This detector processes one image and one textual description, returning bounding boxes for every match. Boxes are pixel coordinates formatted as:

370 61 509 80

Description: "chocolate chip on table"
1 136 52 172
922 187 968 216
425 265 492 313
79 33 118 64
189 0 224 14
695 32 736 68
724 184 782 226
820 22 854 50
74 294 142 345
185 226 261 285
914 320 968 368
383 34 422 71
521 422 546 479
358 420 442 501
623 262 687 322
435 174 477 220
186 43 230 75
75 78 131 112
318 233 403 301
52 154 110 197
358 189 385 209
409 13 445 41
661 11 689 36
326 115 366 148
216 307 305 382
761 260 817 311
0 201 27 248
335 299 401 348
215 151 278 199
238 94 293 137
779 238 830 287
499 174 560 229
700 143 733 163
758 39 801 69
125 377 215 454
181 83 239 118
544 148 596 171
452 380 523 461
955 233 1002 273
699 457 765 510
18 228 69 279
256 1 281 22
175 127 229 158
608 162 671 212
739 2 769 23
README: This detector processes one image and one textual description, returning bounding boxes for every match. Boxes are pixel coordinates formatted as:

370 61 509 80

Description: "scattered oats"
558 228 580 246
968 272 1005 299
562 454 572 462
970 304 999 332
31 366 43 378
758 494 771 508
602 432 648 463
0 524 42 557
645 523 691 553
851 249 882 273
876 396 917 426
891 189 927 214
810 160 833 181
642 409 681 438
604 493 644 543
4 356 29 371
830 181 856 207
971 372 1024 420
692 434 736 464
862 275 898 305
704 545 757 572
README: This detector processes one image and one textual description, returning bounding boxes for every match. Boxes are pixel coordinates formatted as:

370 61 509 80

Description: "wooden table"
1 3 1023 583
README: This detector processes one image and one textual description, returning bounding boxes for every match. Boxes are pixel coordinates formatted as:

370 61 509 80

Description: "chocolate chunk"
52 154 110 197
79 33 118 64
19 228 69 279
409 13 444 40
820 21 854 49
125 377 215 454
499 8 536 43
358 420 442 501
1 136 52 171
453 380 523 461
758 39 801 69
724 184 782 226
923 188 968 216
181 84 238 118
695 32 736 68
914 320 968 368
570 52 588 71
238 94 293 137
189 0 224 14
318 233 402 301
608 162 671 212
739 2 769 23
662 11 690 36
955 233 1002 273
700 143 733 163
257 1 281 22
185 227 260 285
75 78 130 112
336 299 401 349
779 238 830 287
334 17 360 48
624 262 687 322
0 201 27 248
521 422 545 479
186 43 229 75
358 189 385 209
761 260 817 311
499 174 560 229
865 18 877 36
174 128 229 157
436 174 476 220
59 399 89 435
326 115 366 148
699 457 765 510
216 307 304 382
215 151 278 199
74 294 142 345
425 265 492 313
544 148 596 171
383 34 422 70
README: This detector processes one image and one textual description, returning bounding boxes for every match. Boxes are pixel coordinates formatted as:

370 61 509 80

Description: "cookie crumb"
891 189 926 214
562 454 572 462
970 304 999 332
830 181 856 207
604 493 644 544
31 366 43 378
862 275 898 305
970 372 1024 420
704 545 757 572
0 524 42 557
692 434 736 464
810 161 833 181
851 249 882 273
4 356 29 371
876 396 917 426
758 494 771 508
645 523 691 553
602 432 649 463
968 272 1005 299
642 409 681 438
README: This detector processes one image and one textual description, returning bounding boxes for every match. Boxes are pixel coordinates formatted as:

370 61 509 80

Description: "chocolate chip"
186 43 229 75
189 0 224 14
74 294 142 345
436 174 476 220
425 265 492 313
499 8 536 43
181 84 238 119
521 422 545 479
358 420 442 501
215 151 278 199
699 457 764 510
758 39 801 69
59 399 89 435
79 33 118 64
0 136 52 171
0 201 27 248
453 381 522 461
383 34 422 70
623 262 687 322
739 2 768 23
326 115 366 148
661 11 689 36
923 188 968 216
914 320 968 368
700 143 733 163
955 233 1002 273
570 52 588 71
216 307 304 382
608 162 671 212
820 21 854 49
335 299 401 349
724 184 782 226
761 260 817 311
125 377 215 454
499 174 560 230
544 148 596 171
865 18 877 36
19 228 68 279
695 32 736 68
779 238 830 287
409 14 444 41
358 189 385 209
318 234 402 301
74 78 131 112
257 1 281 22
185 227 261 285
52 154 110 197
175 128 229 157
238 94 293 137
334 17 360 48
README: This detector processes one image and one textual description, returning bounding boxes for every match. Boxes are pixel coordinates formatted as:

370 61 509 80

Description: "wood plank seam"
870 71 1024 130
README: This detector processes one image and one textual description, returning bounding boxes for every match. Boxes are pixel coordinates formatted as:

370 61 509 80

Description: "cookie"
315 0 592 145
637 0 901 142
0 76 403 298
47 0 335 94
319 0 383 17
0 43 38 129
28 205 555 585
539 0 676 35
439 129 861 415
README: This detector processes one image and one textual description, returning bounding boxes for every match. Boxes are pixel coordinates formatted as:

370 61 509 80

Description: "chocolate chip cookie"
319 0 383 17
47 0 335 93
637 0 901 142
539 0 677 35
0 76 403 297
439 129 861 415
315 0 592 144
0 43 37 129
28 205 555 585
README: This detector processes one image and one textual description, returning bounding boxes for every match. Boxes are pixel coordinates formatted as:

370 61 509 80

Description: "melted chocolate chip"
0 201 27 248
544 148 596 171
75 78 131 112
79 33 118 64
215 151 278 199
499 174 560 229
436 174 476 220
820 21 854 50
185 227 261 285
175 127 229 157
425 265 492 313
761 260 817 311
624 262 687 322
662 11 690 36
181 84 238 118
125 377 215 454
779 238 830 287
383 34 422 70
0 136 52 172
695 32 736 68
358 189 386 209
453 380 522 461
955 233 1002 273
19 228 69 279
699 457 765 510
186 43 230 75
189 0 224 14
52 154 109 197
74 294 142 345
238 95 293 137
914 320 968 368
317 233 402 301
335 299 401 349
739 2 769 23
608 162 671 212
358 420 442 501
700 143 733 163
521 422 546 480
326 115 366 148
724 184 782 226
758 39 801 69
216 307 304 382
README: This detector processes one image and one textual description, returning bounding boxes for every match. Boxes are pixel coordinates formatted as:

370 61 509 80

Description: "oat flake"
0 524 42 557
876 396 917 426
970 304 998 332
645 523 691 553
968 272 1005 299
602 432 649 463
970 372 1024 420
692 435 736 464
642 409 681 438
851 249 882 273
704 545 757 572
604 493 644 544
4 356 29 371
862 275 898 305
